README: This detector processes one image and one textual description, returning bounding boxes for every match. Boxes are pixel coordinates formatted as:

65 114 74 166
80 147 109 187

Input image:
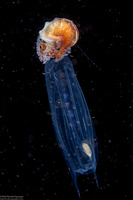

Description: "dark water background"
0 1 133 199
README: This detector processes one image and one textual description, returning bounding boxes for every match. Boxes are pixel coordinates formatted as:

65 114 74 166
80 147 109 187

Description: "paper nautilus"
37 18 79 63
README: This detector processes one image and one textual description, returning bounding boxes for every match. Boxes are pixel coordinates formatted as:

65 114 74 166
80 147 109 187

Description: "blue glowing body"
45 56 98 196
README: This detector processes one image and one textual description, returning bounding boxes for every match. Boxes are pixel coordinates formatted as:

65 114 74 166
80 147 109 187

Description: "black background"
0 1 133 199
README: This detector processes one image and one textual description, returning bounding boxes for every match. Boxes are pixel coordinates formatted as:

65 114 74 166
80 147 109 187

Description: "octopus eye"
40 43 46 51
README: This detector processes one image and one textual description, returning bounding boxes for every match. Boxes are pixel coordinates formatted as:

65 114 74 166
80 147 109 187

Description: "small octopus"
37 18 79 64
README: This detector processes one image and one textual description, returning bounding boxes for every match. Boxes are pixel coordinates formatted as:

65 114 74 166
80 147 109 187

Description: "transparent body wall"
45 57 98 196
36 18 98 197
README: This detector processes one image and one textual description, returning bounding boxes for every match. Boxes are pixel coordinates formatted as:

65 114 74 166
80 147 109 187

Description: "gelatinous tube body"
45 56 98 196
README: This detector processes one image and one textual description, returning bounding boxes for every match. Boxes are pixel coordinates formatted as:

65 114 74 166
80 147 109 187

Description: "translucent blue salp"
45 56 98 197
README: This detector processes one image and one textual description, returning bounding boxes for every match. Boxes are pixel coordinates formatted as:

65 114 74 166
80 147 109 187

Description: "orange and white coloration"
36 18 79 64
